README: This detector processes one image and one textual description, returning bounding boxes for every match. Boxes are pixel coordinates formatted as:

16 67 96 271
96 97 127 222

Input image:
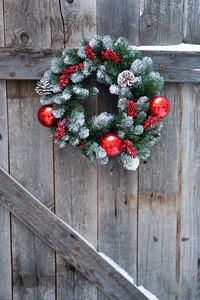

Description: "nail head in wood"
24 61 31 68
67 0 74 3
159 64 165 70
9 50 16 55
39 51 44 57
9 72 16 77
169 54 175 59
169 74 175 80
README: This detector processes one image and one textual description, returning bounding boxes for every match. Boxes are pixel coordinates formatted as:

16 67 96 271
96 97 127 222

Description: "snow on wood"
132 43 200 52
99 253 159 300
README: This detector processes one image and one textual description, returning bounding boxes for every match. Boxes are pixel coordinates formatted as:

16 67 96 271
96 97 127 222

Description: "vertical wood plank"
97 1 140 299
0 0 12 298
138 84 180 299
182 0 200 44
97 0 140 45
178 84 200 299
140 0 183 45
55 1 98 299
4 0 56 298
0 79 12 300
7 81 55 300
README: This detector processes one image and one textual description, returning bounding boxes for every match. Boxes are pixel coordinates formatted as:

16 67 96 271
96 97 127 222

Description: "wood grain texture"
0 1 12 298
60 0 96 47
140 0 183 45
54 1 98 299
4 0 57 298
182 0 200 44
3 0 52 48
7 81 55 300
138 84 180 300
0 167 150 300
178 84 200 299
97 2 140 299
0 47 62 80
0 79 12 300
1 48 200 82
97 0 140 46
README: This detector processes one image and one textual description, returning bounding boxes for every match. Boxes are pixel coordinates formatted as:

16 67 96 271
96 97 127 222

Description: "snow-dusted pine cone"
35 78 52 95
117 70 135 88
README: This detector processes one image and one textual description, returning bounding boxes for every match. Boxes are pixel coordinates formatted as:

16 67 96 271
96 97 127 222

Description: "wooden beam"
0 47 200 82
0 167 154 300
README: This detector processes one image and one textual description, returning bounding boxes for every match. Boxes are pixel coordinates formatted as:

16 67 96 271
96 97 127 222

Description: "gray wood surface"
178 84 200 299
139 2 200 299
1 47 200 82
0 47 62 80
182 0 200 44
97 2 140 299
54 1 98 299
4 0 56 298
0 167 149 300
140 0 200 45
97 0 140 46
7 81 55 300
0 79 12 300
140 0 183 45
138 84 180 300
0 1 12 298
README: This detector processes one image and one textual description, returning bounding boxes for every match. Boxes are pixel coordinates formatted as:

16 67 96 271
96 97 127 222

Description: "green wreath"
36 35 170 171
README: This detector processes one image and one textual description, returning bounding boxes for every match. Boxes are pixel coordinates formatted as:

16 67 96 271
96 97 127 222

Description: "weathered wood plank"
7 81 55 300
0 167 151 300
97 1 140 299
97 0 140 45
0 1 12 297
0 47 62 80
178 84 200 299
0 80 12 300
54 1 98 299
140 0 183 45
0 47 200 82
182 0 200 44
4 0 56 297
138 84 180 299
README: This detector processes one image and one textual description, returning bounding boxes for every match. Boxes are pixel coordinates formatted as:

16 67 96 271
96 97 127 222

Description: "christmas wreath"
36 35 170 171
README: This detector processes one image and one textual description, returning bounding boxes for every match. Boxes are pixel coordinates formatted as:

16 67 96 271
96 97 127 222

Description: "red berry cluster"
84 44 97 61
55 119 67 140
59 63 84 90
102 49 120 63
127 100 137 119
122 140 138 158
143 115 160 130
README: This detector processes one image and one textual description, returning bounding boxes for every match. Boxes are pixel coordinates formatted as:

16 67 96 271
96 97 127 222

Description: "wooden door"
0 1 199 299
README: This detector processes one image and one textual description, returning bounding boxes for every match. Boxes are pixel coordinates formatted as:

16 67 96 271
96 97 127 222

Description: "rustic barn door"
0 1 199 300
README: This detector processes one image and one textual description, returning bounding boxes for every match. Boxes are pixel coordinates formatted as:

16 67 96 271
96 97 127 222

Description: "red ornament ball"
101 133 123 157
149 96 170 118
38 105 57 127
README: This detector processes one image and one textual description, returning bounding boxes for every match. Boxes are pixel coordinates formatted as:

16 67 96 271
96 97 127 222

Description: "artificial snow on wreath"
36 35 170 171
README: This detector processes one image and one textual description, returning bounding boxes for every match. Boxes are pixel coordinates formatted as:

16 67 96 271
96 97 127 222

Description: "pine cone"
76 139 87 149
117 70 135 88
35 78 52 95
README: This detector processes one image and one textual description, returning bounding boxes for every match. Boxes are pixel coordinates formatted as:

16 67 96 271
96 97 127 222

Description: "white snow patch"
99 252 134 284
99 252 159 299
67 225 96 251
138 286 159 300
131 43 200 52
